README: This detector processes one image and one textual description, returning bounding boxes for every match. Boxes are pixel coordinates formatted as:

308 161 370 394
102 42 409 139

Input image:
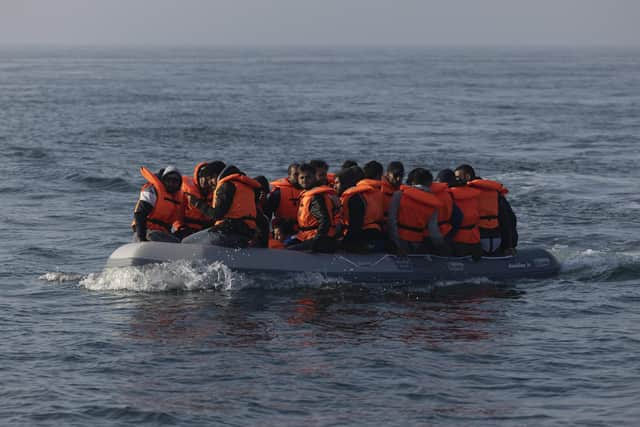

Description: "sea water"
1 46 640 425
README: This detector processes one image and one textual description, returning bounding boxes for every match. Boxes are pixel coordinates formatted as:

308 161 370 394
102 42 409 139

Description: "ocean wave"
64 172 137 192
39 271 85 283
554 245 640 282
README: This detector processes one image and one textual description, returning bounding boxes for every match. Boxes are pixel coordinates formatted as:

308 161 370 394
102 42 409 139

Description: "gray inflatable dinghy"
106 243 560 283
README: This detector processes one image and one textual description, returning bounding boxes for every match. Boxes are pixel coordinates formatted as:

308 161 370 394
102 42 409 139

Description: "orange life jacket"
180 162 213 231
430 182 454 237
340 183 385 233
449 186 482 244
135 166 185 233
269 178 302 223
396 186 443 242
466 179 509 230
213 174 261 230
296 186 338 241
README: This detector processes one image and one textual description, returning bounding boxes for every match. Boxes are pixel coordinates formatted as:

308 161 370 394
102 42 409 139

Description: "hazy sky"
1 0 639 46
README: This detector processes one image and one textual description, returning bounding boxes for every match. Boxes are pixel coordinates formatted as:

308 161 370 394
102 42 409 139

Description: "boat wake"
553 245 640 282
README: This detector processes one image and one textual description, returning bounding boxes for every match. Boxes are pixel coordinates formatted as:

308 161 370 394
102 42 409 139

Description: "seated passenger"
178 161 225 238
310 159 334 186
183 165 261 248
405 168 419 186
455 164 518 255
286 163 338 253
335 166 385 253
388 168 443 255
252 175 271 248
264 163 302 237
132 166 185 243
437 168 483 259
381 161 404 225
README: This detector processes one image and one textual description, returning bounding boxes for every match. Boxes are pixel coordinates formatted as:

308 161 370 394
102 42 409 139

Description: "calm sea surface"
1 46 639 426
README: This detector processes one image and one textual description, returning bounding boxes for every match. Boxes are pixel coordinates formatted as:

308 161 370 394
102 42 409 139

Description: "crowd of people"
131 159 518 258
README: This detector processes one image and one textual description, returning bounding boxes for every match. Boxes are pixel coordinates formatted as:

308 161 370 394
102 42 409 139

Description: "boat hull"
105 243 560 284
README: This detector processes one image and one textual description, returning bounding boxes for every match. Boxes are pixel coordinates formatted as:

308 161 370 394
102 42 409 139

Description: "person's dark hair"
455 164 476 179
218 165 241 180
341 160 358 170
336 166 359 190
387 161 405 176
351 166 365 182
406 168 420 185
209 161 226 179
309 159 329 171
299 163 316 175
287 163 300 175
253 175 270 193
436 169 457 186
363 161 383 180
412 168 433 186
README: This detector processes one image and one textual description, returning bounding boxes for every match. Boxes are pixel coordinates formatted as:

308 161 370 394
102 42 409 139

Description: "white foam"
553 245 640 277
39 271 85 283
79 260 241 292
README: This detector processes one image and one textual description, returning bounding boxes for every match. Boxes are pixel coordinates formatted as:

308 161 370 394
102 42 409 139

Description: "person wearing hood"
182 165 261 248
177 161 226 238
387 168 443 255
335 166 385 253
132 165 185 243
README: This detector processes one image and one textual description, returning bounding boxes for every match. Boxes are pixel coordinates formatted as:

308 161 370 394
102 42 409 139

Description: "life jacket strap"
148 218 172 230
398 223 425 233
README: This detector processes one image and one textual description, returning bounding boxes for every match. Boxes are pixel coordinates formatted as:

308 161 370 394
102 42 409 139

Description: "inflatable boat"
105 243 560 284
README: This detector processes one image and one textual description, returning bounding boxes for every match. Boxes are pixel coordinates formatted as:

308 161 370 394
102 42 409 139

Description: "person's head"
406 168 420 186
287 163 301 187
454 164 476 183
363 160 383 180
341 160 358 170
309 159 329 185
412 168 433 187
160 165 182 194
334 166 360 195
195 162 221 193
217 165 242 186
207 161 226 188
436 169 457 187
298 163 317 190
385 161 405 188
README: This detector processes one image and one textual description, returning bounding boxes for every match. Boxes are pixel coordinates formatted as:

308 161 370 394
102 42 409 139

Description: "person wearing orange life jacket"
454 164 518 255
380 161 404 227
264 163 302 235
335 166 385 253
388 168 444 255
182 165 261 248
177 161 226 238
286 163 339 253
437 168 483 259
132 165 185 243
309 159 334 186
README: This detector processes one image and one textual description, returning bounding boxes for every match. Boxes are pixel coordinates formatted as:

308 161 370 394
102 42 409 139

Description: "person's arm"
427 209 444 245
133 185 157 241
498 195 517 250
192 181 236 221
309 194 331 238
345 195 365 240
449 202 463 237
387 191 405 253
263 188 280 220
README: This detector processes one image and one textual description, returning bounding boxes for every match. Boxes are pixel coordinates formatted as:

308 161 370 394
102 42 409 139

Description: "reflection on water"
123 284 522 349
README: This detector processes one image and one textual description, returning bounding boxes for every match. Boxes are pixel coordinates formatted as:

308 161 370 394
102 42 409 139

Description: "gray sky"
1 0 639 46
